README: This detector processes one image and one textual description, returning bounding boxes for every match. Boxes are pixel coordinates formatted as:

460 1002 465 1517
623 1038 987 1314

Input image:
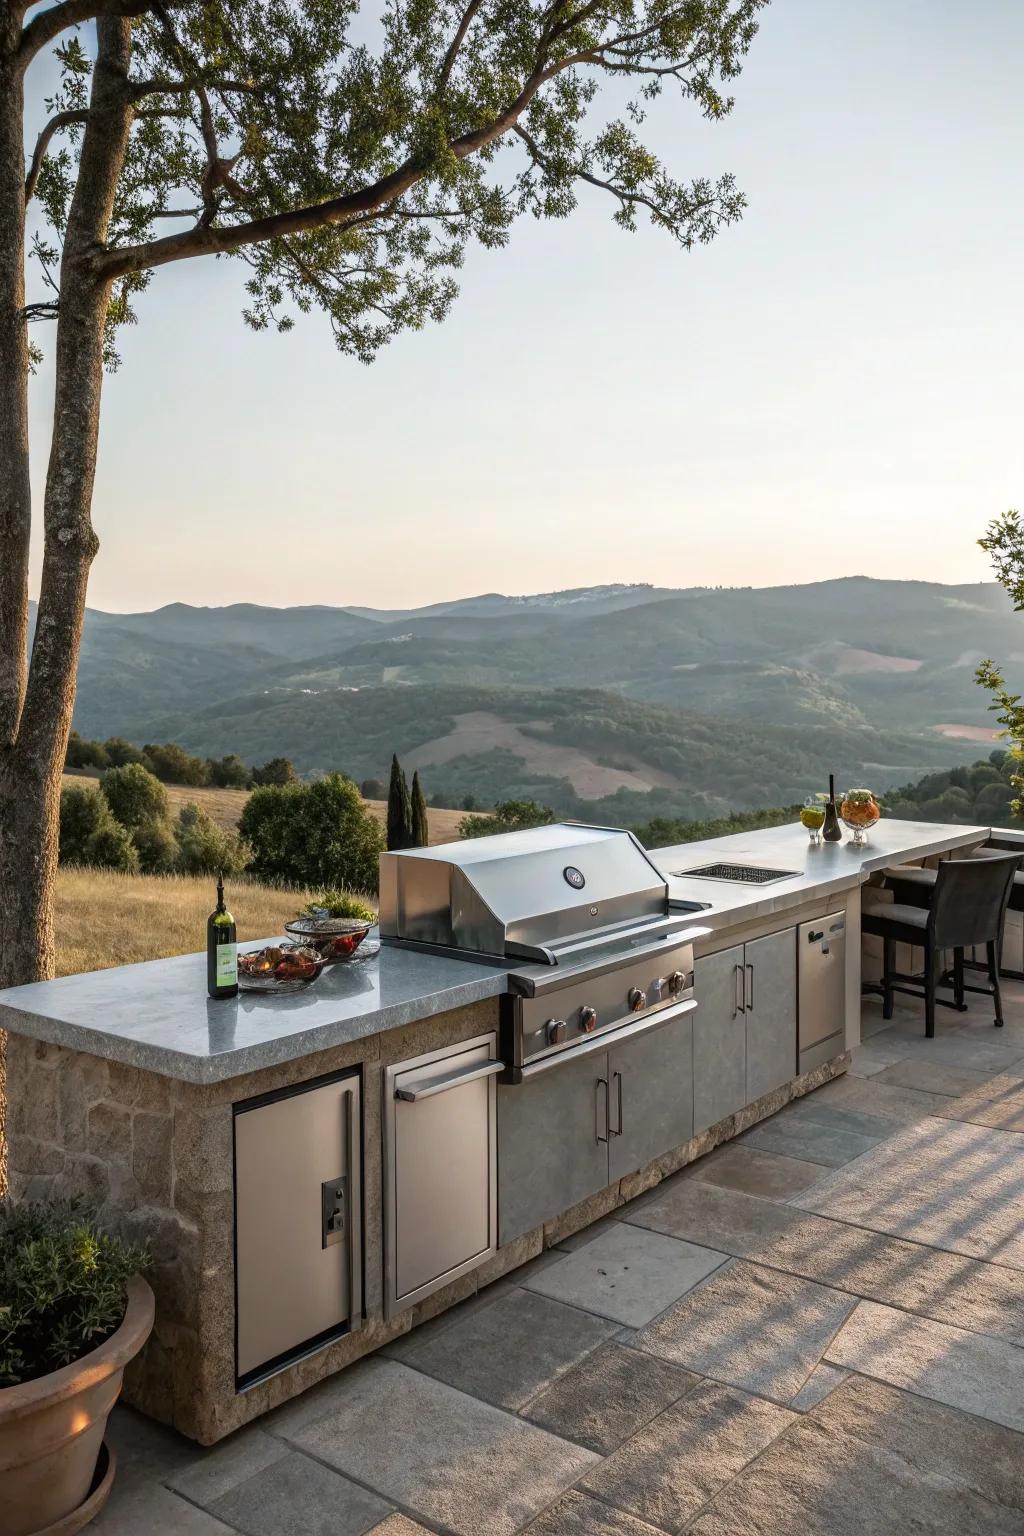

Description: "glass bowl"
840 791 881 846
284 917 372 963
237 942 325 993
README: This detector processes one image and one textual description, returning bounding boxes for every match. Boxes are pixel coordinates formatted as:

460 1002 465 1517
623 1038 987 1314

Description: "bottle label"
216 942 237 988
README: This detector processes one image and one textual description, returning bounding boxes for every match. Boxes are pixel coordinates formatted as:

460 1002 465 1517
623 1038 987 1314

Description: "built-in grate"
671 862 800 885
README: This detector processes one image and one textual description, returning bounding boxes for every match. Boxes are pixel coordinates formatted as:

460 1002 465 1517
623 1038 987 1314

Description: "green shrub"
65 732 110 771
143 742 210 786
251 757 296 787
100 762 169 831
59 784 110 862
240 773 383 891
206 754 251 789
102 737 147 768
84 818 140 872
459 799 555 839
300 889 377 922
0 1199 148 1387
133 816 179 874
174 802 246 876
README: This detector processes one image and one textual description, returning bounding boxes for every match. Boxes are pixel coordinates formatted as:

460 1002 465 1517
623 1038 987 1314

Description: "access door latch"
321 1175 347 1248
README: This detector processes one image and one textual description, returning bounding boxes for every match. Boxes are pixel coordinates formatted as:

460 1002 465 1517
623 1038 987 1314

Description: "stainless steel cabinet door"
234 1072 360 1382
692 944 747 1133
497 1049 611 1246
385 1034 500 1315
608 1010 694 1182
745 927 798 1103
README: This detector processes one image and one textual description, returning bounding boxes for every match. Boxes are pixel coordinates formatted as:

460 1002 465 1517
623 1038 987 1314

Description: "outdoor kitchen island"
0 818 990 1444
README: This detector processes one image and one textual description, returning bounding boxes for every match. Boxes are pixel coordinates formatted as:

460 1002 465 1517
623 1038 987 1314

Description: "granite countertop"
651 817 989 927
0 938 509 1084
0 819 995 1084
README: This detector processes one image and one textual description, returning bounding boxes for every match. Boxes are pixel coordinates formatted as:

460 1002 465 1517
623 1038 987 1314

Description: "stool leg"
925 945 936 1039
882 936 894 1020
989 941 1004 1028
953 948 967 1011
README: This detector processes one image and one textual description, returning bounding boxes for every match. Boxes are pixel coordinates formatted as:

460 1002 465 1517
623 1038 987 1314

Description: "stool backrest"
932 853 1020 950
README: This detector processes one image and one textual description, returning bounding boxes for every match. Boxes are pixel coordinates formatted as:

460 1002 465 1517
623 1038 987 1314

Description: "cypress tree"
410 771 429 848
386 754 413 850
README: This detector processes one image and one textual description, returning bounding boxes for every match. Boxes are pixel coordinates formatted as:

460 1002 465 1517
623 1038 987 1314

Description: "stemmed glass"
800 795 826 845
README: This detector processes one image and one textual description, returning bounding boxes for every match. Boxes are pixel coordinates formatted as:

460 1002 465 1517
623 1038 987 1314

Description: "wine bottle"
207 875 238 999
822 774 842 843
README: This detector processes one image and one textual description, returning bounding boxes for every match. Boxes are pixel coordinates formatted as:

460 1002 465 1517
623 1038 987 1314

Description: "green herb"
299 890 377 923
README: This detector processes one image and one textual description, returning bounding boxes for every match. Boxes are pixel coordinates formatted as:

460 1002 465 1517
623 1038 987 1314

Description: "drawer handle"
395 1059 503 1101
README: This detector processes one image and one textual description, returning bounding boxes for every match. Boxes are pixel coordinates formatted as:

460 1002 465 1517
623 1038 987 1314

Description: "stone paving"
95 983 1024 1535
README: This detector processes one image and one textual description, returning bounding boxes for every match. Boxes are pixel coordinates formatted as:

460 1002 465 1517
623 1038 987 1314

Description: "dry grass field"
61 772 473 844
54 867 327 977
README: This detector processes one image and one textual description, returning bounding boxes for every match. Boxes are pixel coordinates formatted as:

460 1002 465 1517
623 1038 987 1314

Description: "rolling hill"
61 577 1012 820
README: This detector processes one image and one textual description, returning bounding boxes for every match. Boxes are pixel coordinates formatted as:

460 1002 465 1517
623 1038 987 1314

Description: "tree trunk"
0 18 134 994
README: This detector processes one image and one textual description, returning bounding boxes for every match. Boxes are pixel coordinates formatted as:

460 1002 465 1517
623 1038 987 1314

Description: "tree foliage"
387 752 413 850
22 0 766 369
977 511 1024 814
239 772 384 890
459 796 555 836
99 761 169 829
410 769 429 846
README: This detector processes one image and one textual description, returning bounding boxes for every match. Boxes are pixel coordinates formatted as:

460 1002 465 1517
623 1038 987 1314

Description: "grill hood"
378 823 669 963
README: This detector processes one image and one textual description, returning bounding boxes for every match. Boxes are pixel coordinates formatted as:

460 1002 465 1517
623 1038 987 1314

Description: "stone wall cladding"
4 1013 847 1444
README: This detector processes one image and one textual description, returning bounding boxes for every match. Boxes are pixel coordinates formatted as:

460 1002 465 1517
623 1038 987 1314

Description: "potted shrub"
0 1199 153 1536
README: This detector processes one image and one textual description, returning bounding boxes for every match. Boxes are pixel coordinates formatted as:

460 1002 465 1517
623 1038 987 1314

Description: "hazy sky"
26 0 1024 611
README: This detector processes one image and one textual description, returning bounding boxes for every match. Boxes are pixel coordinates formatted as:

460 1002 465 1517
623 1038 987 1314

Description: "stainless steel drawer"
234 1070 361 1384
384 1033 501 1316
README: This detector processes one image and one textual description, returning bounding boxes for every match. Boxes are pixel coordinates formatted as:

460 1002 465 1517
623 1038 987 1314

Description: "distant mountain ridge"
55 576 1010 819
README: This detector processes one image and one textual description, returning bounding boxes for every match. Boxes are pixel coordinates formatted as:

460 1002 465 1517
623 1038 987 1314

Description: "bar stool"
886 843 1024 981
862 854 1019 1036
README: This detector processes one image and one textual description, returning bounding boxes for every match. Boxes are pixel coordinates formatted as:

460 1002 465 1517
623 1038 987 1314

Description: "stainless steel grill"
380 823 709 1081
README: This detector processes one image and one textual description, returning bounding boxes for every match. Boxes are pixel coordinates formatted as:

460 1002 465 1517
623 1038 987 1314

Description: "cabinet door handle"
734 963 746 1016
746 963 754 1011
595 1077 609 1144
610 1071 623 1137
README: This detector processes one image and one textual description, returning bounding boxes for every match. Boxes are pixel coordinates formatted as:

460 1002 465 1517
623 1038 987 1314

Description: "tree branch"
24 108 89 203
21 301 61 321
16 0 156 68
90 61 557 280
436 0 486 96
130 76 255 101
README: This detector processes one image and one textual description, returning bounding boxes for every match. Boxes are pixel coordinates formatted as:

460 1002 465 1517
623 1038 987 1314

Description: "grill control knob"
628 986 647 1013
546 1019 568 1044
579 1005 598 1033
668 970 687 996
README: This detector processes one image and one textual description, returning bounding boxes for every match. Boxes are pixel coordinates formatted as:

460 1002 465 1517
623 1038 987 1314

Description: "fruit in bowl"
840 788 881 845
238 943 324 991
285 891 377 963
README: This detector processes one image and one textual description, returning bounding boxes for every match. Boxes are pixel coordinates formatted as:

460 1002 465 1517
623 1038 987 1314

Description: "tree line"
66 732 297 790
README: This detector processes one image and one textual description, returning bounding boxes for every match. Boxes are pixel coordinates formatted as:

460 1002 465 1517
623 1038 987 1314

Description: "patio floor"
95 982 1024 1535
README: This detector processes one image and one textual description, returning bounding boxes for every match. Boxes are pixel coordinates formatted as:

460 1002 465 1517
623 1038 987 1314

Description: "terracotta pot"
0 1276 154 1536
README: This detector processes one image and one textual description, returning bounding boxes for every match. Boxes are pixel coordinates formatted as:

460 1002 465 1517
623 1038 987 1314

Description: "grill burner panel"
673 862 800 885
379 822 709 1080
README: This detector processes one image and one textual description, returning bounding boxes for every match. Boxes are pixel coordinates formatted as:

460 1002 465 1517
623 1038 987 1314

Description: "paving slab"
792 1118 1024 1266
92 1477 237 1535
624 1179 806 1257
579 1379 794 1532
752 1208 1024 1344
523 1489 670 1535
207 1450 391 1536
521 1223 727 1327
277 1357 598 1536
809 1375 1024 1511
738 1114 885 1168
874 1033 1024 1074
168 1429 290 1506
799 1072 953 1123
825 1298 1024 1432
872 1059 1000 1097
633 1260 856 1402
778 1099 902 1142
678 1144 831 1201
366 1519 434 1536
521 1341 699 1454
789 1364 848 1411
687 1405 1024 1536
937 1071 1024 1131
398 1286 619 1409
